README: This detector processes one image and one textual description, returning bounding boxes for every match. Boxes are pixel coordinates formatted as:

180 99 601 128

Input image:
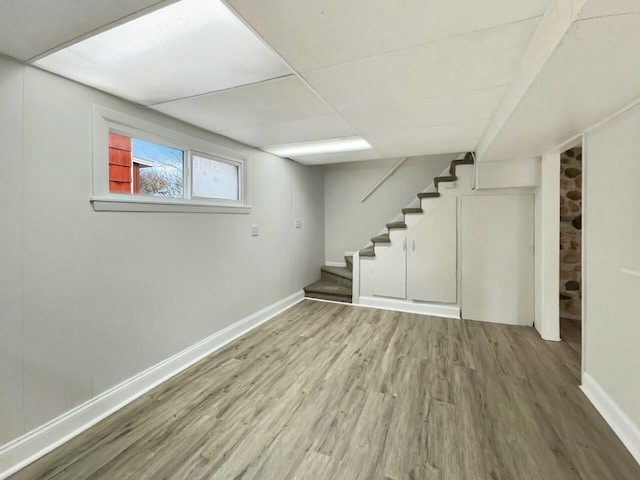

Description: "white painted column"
535 153 561 341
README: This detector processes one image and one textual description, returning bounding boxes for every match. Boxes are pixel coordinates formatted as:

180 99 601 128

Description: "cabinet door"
372 238 407 299
461 194 534 325
408 196 457 303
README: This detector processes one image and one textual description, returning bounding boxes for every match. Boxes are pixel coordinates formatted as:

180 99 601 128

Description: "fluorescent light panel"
263 137 373 157
34 0 291 105
62 0 230 63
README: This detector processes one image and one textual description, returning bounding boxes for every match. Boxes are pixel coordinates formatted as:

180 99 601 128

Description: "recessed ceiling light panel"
262 137 373 158
34 0 292 105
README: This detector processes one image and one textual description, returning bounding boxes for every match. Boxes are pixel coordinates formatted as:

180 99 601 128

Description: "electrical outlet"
251 225 259 236
295 219 302 229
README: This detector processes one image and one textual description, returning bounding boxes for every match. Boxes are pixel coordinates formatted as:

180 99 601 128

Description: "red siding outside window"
108 132 134 194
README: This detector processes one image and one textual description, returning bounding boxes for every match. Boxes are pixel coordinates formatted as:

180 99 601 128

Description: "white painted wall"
582 102 640 455
0 56 324 447
323 154 454 264
0 55 25 446
476 157 540 189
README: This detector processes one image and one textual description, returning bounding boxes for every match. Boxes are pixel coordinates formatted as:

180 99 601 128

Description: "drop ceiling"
478 0 640 160
1 0 555 164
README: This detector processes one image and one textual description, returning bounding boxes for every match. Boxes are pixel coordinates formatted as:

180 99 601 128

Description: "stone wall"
560 146 582 319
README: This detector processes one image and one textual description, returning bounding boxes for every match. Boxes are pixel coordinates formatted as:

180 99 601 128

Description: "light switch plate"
251 225 259 236
295 219 302 228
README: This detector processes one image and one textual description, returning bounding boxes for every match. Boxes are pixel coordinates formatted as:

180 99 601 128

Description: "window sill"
90 196 251 214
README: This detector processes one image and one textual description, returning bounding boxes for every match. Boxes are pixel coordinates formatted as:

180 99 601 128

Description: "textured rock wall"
560 146 582 319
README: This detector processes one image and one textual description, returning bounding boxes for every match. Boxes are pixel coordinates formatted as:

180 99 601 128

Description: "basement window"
109 133 185 197
92 106 250 213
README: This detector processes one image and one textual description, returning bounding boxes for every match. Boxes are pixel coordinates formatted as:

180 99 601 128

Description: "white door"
409 196 457 303
461 194 534 325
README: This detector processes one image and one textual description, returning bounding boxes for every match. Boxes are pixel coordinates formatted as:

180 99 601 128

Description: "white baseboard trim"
0 290 304 480
325 261 347 268
581 372 640 466
358 296 461 319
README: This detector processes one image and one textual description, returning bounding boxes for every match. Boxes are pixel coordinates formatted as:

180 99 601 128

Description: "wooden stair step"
434 175 457 187
402 207 423 214
359 245 375 257
417 192 440 199
304 280 353 300
449 153 475 175
321 266 353 281
305 292 352 303
386 221 407 230
371 234 390 244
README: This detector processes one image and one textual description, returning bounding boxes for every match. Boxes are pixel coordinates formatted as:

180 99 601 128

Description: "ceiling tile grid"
151 75 336 133
5 0 556 163
226 0 552 72
301 19 540 112
219 114 356 147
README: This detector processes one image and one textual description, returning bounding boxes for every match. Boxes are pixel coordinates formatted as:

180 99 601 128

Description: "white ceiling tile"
0 0 175 61
221 114 355 147
291 149 383 166
366 120 487 157
376 140 479 159
303 20 539 111
482 13 640 160
341 87 505 134
577 0 640 20
151 75 335 132
4 1 551 164
35 0 292 105
226 0 552 72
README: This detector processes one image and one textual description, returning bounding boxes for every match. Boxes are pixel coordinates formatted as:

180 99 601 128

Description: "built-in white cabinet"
408 196 457 303
365 196 457 303
371 238 406 299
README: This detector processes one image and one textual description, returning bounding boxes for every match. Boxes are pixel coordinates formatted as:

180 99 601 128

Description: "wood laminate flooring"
561 317 582 357
11 300 639 479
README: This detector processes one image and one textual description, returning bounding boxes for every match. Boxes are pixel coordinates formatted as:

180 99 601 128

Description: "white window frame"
190 151 244 206
91 105 251 213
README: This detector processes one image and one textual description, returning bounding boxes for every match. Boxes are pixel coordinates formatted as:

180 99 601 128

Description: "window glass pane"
192 155 239 200
134 139 184 198
108 131 184 198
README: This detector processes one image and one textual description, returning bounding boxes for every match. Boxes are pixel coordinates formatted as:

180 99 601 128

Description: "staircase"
304 256 353 303
358 152 474 258
304 152 474 304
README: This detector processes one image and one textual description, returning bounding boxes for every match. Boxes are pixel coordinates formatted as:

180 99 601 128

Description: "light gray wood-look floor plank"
10 300 639 480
